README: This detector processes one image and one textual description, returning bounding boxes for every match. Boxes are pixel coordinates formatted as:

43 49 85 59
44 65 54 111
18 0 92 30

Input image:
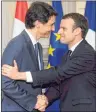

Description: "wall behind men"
1 1 86 68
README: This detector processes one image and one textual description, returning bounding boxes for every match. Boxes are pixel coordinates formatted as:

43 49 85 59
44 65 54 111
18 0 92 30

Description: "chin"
45 34 50 38
60 40 63 43
60 39 64 43
60 40 66 44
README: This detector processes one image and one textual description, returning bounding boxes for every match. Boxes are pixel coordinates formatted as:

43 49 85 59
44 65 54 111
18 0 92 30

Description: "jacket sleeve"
2 41 36 111
45 83 60 105
32 50 96 86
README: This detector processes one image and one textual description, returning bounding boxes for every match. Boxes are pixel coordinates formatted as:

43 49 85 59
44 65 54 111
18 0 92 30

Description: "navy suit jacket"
32 40 96 111
2 30 43 111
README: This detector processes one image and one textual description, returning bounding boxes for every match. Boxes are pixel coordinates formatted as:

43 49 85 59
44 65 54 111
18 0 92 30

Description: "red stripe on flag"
15 1 28 23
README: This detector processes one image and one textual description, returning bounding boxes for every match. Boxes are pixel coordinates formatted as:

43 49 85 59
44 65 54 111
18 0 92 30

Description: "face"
58 18 77 47
38 15 56 38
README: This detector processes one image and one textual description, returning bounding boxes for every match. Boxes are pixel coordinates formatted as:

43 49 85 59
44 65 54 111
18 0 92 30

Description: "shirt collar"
70 39 83 52
25 28 38 46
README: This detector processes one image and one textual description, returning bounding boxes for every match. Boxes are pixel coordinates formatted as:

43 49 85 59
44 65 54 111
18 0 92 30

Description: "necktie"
68 50 72 56
34 43 43 70
67 50 72 59
34 43 39 59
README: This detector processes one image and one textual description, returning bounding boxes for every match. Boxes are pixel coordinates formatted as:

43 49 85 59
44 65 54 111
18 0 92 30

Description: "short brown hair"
62 13 89 39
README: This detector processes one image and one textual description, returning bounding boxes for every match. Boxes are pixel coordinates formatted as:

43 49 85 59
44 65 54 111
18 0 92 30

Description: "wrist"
17 72 26 81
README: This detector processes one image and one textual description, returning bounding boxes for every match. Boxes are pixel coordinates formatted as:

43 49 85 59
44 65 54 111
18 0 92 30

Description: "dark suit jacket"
2 30 43 111
32 40 96 111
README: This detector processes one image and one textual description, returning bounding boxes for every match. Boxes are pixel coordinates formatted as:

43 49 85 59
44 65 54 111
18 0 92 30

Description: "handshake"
35 94 49 112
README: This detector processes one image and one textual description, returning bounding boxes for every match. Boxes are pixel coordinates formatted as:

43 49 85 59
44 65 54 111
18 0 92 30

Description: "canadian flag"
12 1 28 38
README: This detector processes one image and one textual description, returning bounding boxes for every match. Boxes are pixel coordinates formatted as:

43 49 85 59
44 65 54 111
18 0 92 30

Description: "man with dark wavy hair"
2 1 57 112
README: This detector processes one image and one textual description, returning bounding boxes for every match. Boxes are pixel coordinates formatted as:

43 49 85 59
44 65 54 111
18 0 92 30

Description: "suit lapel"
22 30 39 70
70 39 86 58
38 44 44 70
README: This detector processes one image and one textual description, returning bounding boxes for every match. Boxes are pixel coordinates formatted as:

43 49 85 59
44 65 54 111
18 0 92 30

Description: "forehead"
46 15 56 25
60 18 75 27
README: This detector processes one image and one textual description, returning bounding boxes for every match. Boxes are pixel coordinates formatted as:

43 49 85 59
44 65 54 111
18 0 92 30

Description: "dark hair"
62 13 89 39
25 1 57 29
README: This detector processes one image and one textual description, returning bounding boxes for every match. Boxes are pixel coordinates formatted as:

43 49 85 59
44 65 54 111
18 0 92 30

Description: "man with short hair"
2 1 57 111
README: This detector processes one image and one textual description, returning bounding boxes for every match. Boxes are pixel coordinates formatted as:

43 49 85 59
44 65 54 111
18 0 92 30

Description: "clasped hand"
35 95 48 112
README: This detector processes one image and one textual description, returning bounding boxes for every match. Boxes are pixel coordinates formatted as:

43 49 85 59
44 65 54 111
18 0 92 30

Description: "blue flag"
85 1 96 49
46 1 68 111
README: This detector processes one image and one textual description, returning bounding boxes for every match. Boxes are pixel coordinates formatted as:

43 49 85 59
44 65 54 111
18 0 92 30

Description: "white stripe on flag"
12 18 25 38
85 29 95 49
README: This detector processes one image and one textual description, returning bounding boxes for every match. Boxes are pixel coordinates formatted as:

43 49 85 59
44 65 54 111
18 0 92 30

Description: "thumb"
35 103 40 109
14 60 18 69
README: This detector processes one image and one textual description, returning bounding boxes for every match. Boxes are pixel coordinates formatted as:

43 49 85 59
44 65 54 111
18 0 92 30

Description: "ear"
74 27 81 36
34 20 41 28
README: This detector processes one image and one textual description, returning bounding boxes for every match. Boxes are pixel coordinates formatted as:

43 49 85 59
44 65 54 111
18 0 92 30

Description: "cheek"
40 28 46 33
60 36 65 43
40 29 50 37
42 26 49 32
44 28 51 34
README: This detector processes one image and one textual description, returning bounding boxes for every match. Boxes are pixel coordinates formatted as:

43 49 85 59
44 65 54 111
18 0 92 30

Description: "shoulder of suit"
5 33 27 56
77 40 96 59
84 40 95 53
72 40 95 58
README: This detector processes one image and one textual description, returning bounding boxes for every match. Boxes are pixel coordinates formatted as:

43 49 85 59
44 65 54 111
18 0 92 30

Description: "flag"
85 1 96 49
46 1 68 111
12 1 28 38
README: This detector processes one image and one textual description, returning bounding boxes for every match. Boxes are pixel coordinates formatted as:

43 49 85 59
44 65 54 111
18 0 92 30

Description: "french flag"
85 1 96 49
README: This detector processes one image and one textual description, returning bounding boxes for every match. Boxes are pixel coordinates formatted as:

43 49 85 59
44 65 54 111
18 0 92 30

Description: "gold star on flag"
46 63 52 69
48 45 55 56
54 33 61 41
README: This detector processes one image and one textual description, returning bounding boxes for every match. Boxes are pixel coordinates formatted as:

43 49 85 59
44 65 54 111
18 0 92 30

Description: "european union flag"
85 1 96 49
47 1 68 68
46 1 68 111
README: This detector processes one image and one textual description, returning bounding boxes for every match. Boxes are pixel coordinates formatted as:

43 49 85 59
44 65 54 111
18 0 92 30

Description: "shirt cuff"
26 71 33 82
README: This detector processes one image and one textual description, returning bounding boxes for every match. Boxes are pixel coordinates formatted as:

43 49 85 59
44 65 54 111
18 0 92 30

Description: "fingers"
2 65 13 73
2 68 11 78
2 67 9 74
37 95 47 101
14 60 18 69
38 105 46 112
2 64 12 69
2 69 9 74
2 62 19 80
2 60 18 72
2 70 8 76
35 103 46 112
35 94 48 111
2 65 13 75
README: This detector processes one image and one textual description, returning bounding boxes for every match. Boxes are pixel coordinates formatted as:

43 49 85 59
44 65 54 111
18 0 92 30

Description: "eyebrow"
51 22 55 25
60 27 66 29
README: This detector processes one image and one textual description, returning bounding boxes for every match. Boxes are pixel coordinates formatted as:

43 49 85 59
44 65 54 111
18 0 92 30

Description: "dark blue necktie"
67 50 72 59
68 50 72 56
34 43 39 59
34 43 43 70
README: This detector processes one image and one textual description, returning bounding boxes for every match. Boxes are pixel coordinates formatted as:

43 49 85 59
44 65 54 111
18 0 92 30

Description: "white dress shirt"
25 29 41 82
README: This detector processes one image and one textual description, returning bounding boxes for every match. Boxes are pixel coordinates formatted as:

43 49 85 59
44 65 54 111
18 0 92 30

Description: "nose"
57 28 62 34
52 24 55 31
